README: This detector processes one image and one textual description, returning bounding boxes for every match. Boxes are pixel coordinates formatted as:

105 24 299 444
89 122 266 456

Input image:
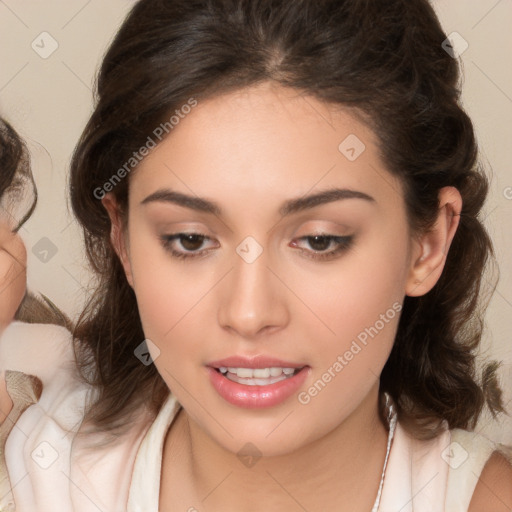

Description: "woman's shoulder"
380 416 512 511
468 449 512 511
448 427 512 512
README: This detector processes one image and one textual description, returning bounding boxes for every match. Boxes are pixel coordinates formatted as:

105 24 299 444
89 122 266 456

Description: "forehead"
130 82 405 217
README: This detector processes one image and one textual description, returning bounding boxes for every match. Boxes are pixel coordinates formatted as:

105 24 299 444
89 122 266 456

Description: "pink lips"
206 355 310 409
208 355 305 370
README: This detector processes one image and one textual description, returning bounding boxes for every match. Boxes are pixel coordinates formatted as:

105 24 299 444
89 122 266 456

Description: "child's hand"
0 222 27 332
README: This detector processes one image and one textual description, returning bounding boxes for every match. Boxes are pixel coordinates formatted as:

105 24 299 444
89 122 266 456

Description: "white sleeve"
0 321 93 512
0 321 75 386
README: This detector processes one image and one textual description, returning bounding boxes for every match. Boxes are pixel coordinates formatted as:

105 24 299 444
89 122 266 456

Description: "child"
0 118 74 511
2 0 512 510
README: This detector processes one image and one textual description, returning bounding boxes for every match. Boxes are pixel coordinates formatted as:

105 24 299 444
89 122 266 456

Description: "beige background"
0 0 511 442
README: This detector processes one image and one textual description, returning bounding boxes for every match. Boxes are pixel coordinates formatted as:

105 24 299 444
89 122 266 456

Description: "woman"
1 0 512 510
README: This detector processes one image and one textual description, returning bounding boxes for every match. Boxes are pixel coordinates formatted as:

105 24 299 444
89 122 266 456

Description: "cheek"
301 231 409 344
133 276 196 342
292 228 409 414
293 264 406 435
127 231 213 369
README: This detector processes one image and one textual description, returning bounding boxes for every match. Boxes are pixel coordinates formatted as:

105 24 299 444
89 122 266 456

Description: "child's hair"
0 118 36 229
69 0 506 440
0 117 73 330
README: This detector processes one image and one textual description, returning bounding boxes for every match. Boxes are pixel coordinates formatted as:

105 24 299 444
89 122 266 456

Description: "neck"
161 382 389 512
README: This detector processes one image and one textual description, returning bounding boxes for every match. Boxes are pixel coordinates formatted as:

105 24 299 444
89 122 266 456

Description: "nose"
217 246 289 339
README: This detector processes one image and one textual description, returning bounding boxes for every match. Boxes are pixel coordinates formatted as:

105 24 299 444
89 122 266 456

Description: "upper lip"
207 355 307 369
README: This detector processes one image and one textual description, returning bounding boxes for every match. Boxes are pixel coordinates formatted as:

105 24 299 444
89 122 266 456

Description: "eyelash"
159 232 354 261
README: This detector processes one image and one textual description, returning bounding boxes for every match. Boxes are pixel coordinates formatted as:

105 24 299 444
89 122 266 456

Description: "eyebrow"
140 187 376 217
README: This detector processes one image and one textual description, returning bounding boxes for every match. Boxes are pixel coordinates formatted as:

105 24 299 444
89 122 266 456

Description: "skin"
0 82 508 508
469 452 512 512
102 81 463 511
0 222 27 423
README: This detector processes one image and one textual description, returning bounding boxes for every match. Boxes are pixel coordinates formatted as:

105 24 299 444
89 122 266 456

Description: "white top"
0 321 508 512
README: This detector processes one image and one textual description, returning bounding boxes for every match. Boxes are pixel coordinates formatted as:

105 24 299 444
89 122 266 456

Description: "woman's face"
104 82 434 455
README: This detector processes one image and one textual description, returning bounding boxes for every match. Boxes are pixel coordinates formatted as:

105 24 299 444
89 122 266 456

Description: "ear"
101 193 134 288
405 186 462 297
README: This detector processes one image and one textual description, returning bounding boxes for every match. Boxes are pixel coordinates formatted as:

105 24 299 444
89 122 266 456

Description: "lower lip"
207 366 310 409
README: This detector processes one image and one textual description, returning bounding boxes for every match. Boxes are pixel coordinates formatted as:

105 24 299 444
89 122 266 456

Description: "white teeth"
237 368 253 378
253 368 270 378
218 366 300 379
225 373 288 386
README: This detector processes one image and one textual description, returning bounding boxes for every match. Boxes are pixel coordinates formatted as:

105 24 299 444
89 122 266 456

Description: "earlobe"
405 186 462 297
101 194 134 288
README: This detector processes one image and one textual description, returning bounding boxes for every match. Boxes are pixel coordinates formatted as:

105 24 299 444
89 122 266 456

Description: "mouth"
206 357 310 408
214 366 304 386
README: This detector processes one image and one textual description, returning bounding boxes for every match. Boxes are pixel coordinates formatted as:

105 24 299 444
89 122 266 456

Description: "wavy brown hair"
69 0 507 440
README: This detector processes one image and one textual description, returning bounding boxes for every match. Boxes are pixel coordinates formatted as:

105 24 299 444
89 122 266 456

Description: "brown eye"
179 233 206 251
160 232 216 260
307 235 332 252
291 234 354 261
